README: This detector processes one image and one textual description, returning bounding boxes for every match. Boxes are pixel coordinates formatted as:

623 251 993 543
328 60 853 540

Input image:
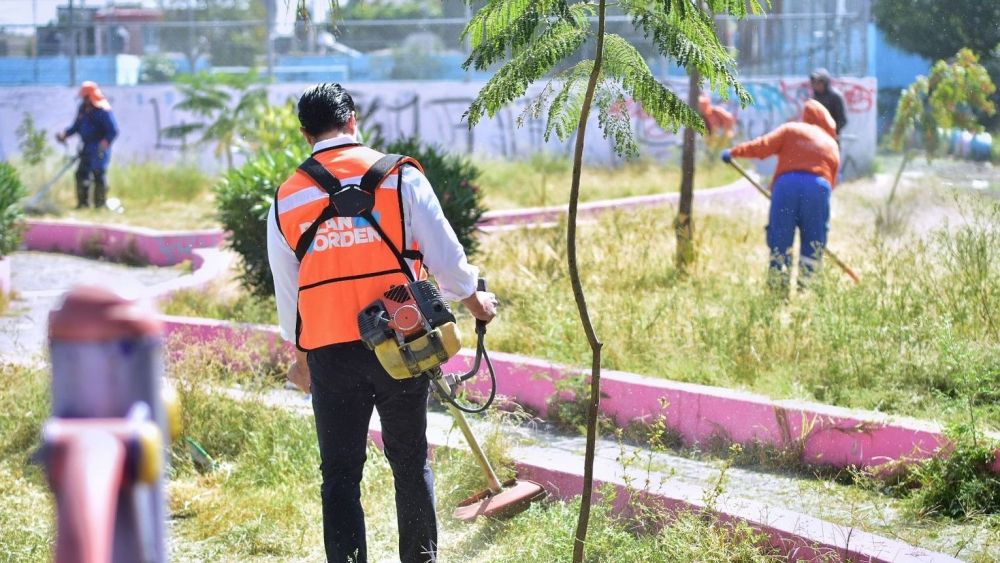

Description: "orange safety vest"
275 144 425 350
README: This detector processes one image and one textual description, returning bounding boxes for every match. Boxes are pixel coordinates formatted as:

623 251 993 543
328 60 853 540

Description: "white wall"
0 77 876 178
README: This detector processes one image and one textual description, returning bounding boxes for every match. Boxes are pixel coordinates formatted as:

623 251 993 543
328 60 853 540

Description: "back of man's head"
298 83 355 136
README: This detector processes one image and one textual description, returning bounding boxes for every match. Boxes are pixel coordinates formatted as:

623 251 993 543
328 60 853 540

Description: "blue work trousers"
766 171 832 283
308 342 438 563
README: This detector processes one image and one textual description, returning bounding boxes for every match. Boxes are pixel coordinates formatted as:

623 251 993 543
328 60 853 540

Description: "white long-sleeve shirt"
266 135 479 342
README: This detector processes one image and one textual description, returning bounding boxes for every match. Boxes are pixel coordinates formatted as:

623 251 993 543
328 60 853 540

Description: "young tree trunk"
884 151 910 216
675 68 701 272
571 1 607 562
886 151 909 206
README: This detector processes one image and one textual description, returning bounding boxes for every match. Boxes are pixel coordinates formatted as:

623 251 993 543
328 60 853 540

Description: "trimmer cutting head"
453 479 547 522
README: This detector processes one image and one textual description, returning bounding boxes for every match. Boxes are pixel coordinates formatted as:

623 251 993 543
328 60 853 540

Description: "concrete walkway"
0 251 184 363
234 386 992 561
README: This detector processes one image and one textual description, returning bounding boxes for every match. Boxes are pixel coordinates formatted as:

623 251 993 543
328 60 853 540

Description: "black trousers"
308 342 438 563
75 163 107 208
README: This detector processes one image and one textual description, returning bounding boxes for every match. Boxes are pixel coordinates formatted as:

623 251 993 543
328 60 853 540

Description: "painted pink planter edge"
365 428 959 563
23 218 225 267
160 315 1000 474
478 178 754 227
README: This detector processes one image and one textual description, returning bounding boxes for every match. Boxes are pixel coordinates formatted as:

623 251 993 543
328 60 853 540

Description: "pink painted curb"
447 351 1000 472
23 219 225 267
160 315 1000 474
364 424 959 563
233 382 962 562
509 450 959 563
478 178 754 228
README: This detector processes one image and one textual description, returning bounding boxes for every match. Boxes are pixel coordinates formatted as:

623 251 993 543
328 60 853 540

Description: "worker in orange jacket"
722 100 840 288
698 94 736 138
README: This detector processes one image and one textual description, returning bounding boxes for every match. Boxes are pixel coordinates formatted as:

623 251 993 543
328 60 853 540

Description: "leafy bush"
0 163 27 257
164 70 268 169
139 54 177 84
215 100 308 297
216 147 307 297
15 113 51 166
381 137 486 257
901 425 1000 518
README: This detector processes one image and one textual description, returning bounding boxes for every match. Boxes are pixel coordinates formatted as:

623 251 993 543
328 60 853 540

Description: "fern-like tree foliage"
462 1 763 561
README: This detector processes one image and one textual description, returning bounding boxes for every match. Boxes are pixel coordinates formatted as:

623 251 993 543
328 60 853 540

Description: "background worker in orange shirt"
722 100 840 290
698 94 736 139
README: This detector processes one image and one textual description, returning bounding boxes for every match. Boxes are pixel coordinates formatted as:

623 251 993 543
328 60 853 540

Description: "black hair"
297 83 356 136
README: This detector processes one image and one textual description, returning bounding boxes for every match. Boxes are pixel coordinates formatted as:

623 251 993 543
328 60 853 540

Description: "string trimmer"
727 160 861 284
358 278 546 521
24 152 79 214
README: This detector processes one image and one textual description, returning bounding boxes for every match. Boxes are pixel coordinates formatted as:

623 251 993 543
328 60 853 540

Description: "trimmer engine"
358 281 461 379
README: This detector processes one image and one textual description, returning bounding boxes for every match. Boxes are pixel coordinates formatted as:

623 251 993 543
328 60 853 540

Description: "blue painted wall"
870 25 932 137
871 26 931 90
0 56 121 86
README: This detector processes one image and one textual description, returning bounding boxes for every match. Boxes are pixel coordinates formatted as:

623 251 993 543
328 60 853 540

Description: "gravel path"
0 252 184 362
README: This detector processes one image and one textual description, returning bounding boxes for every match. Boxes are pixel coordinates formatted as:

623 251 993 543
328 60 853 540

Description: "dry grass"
20 158 218 230
473 158 1000 429
478 153 742 210
0 358 780 562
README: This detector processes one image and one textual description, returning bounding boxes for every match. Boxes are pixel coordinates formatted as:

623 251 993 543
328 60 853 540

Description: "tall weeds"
478 202 1000 429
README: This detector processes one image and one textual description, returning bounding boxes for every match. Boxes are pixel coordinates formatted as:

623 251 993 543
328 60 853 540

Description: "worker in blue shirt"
57 81 119 209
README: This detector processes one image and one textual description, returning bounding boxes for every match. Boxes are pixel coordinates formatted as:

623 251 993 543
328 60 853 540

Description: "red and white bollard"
38 286 176 563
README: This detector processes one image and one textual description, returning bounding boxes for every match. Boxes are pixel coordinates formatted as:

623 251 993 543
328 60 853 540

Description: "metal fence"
0 10 873 87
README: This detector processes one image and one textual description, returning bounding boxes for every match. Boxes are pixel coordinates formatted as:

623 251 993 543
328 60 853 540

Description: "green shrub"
215 94 310 296
0 163 27 258
216 147 308 297
138 54 176 84
15 113 51 166
381 137 486 257
901 425 1000 518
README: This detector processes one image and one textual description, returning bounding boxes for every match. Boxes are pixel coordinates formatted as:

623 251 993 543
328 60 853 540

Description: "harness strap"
292 153 421 276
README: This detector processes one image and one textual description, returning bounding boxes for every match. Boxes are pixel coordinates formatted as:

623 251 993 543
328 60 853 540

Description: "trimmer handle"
476 278 487 336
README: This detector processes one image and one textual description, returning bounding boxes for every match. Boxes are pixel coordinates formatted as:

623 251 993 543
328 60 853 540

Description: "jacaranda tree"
460 1 763 560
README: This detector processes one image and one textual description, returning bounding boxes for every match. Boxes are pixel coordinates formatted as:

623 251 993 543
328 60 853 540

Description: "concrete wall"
0 77 877 176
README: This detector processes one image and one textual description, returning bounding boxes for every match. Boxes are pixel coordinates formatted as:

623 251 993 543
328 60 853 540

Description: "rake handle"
727 160 861 284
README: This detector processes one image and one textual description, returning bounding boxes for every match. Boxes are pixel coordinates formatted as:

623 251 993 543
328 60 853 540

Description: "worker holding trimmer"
722 100 840 290
267 83 497 563
56 81 119 209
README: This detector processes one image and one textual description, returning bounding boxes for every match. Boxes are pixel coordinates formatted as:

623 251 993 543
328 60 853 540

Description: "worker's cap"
809 68 831 82
78 81 111 110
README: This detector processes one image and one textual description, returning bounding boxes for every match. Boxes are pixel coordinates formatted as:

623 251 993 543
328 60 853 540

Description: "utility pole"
32 0 38 83
68 0 77 86
265 0 275 81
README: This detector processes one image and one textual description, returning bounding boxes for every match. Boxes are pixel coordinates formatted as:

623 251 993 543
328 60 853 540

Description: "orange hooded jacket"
730 99 840 188
698 95 736 137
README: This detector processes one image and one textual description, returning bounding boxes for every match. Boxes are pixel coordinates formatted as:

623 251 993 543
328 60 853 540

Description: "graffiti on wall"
0 77 876 176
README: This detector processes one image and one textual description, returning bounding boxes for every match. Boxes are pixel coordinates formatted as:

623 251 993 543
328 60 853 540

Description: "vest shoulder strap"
298 156 342 195
292 157 344 262
360 154 422 194
290 152 422 265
